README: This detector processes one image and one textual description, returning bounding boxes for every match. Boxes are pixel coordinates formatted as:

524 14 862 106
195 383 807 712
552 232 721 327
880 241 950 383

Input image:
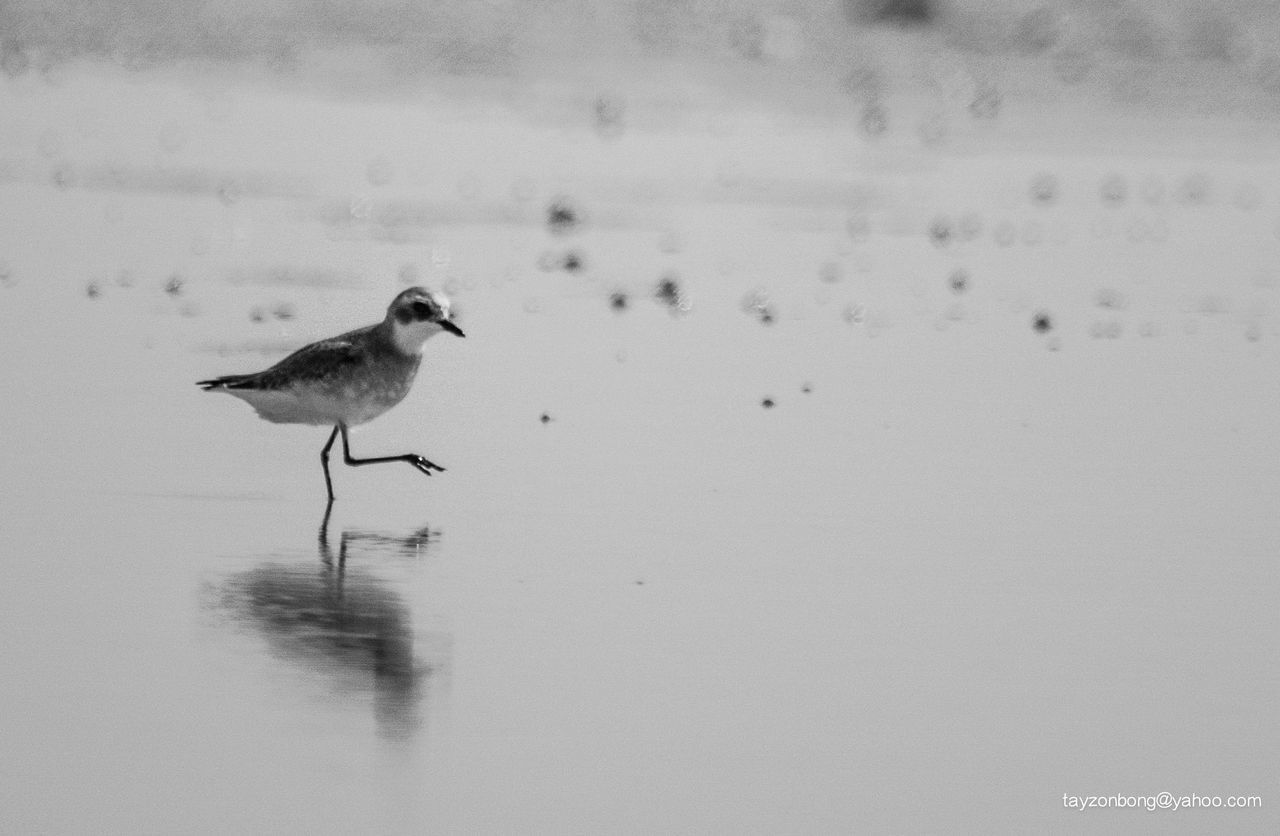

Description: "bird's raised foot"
408 455 445 476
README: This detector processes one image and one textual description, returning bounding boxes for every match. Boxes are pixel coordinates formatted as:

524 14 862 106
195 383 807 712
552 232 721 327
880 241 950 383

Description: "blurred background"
3 0 1280 348
2 1 1279 833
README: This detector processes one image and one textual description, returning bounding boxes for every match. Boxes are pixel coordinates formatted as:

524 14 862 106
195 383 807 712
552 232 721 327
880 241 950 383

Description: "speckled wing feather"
197 324 377 391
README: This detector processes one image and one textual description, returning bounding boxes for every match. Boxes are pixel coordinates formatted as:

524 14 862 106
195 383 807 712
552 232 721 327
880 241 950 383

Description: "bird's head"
386 286 465 354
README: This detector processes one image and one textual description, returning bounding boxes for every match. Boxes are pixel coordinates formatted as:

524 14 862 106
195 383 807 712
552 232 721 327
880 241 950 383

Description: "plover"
198 286 465 500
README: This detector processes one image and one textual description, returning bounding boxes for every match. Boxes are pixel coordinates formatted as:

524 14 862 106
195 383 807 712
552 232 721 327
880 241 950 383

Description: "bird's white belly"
226 381 408 426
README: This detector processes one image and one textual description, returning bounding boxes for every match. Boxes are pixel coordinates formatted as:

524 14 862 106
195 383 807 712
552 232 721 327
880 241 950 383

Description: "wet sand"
2 62 1280 833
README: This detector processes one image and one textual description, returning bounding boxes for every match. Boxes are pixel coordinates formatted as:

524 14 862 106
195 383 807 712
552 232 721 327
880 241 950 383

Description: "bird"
198 286 465 500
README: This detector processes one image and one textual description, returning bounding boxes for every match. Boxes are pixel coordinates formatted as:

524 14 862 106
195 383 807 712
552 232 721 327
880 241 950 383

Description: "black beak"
440 320 465 338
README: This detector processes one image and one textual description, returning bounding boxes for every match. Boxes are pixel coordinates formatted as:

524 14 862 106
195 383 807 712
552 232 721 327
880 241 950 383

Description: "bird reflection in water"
218 500 447 741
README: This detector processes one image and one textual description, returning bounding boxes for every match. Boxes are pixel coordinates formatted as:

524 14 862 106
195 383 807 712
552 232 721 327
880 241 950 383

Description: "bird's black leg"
318 495 335 557
321 425 340 500
339 424 445 477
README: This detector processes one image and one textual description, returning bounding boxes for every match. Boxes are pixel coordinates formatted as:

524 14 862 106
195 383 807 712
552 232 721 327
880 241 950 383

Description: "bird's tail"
197 374 255 391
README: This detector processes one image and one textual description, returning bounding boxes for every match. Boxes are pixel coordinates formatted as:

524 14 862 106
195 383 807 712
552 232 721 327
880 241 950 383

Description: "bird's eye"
411 300 432 319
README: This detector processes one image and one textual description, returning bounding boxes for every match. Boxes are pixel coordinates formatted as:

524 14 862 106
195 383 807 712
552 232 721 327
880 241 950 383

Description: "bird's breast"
321 354 421 425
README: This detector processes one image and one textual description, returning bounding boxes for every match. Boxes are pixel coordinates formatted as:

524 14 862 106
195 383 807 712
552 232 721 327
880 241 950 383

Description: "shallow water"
3 58 1280 833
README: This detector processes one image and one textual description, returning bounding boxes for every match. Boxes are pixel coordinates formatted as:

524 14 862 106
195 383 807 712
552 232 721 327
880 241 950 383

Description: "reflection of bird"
198 287 465 500
217 512 446 741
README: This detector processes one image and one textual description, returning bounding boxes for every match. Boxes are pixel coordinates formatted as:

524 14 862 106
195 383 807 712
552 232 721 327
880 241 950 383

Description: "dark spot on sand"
547 198 582 235
845 0 935 27
1095 288 1127 310
741 289 776 324
593 94 626 139
654 274 687 313
561 250 584 272
1029 173 1058 205
928 215 953 247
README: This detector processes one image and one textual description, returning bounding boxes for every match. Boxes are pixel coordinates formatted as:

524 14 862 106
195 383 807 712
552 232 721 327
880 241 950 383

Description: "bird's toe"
410 455 444 475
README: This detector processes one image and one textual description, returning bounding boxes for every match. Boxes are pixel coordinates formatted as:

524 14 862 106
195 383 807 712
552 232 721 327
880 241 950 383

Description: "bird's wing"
200 325 377 391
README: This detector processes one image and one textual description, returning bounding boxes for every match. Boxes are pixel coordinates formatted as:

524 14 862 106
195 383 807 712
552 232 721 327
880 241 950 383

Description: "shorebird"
198 286 465 500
